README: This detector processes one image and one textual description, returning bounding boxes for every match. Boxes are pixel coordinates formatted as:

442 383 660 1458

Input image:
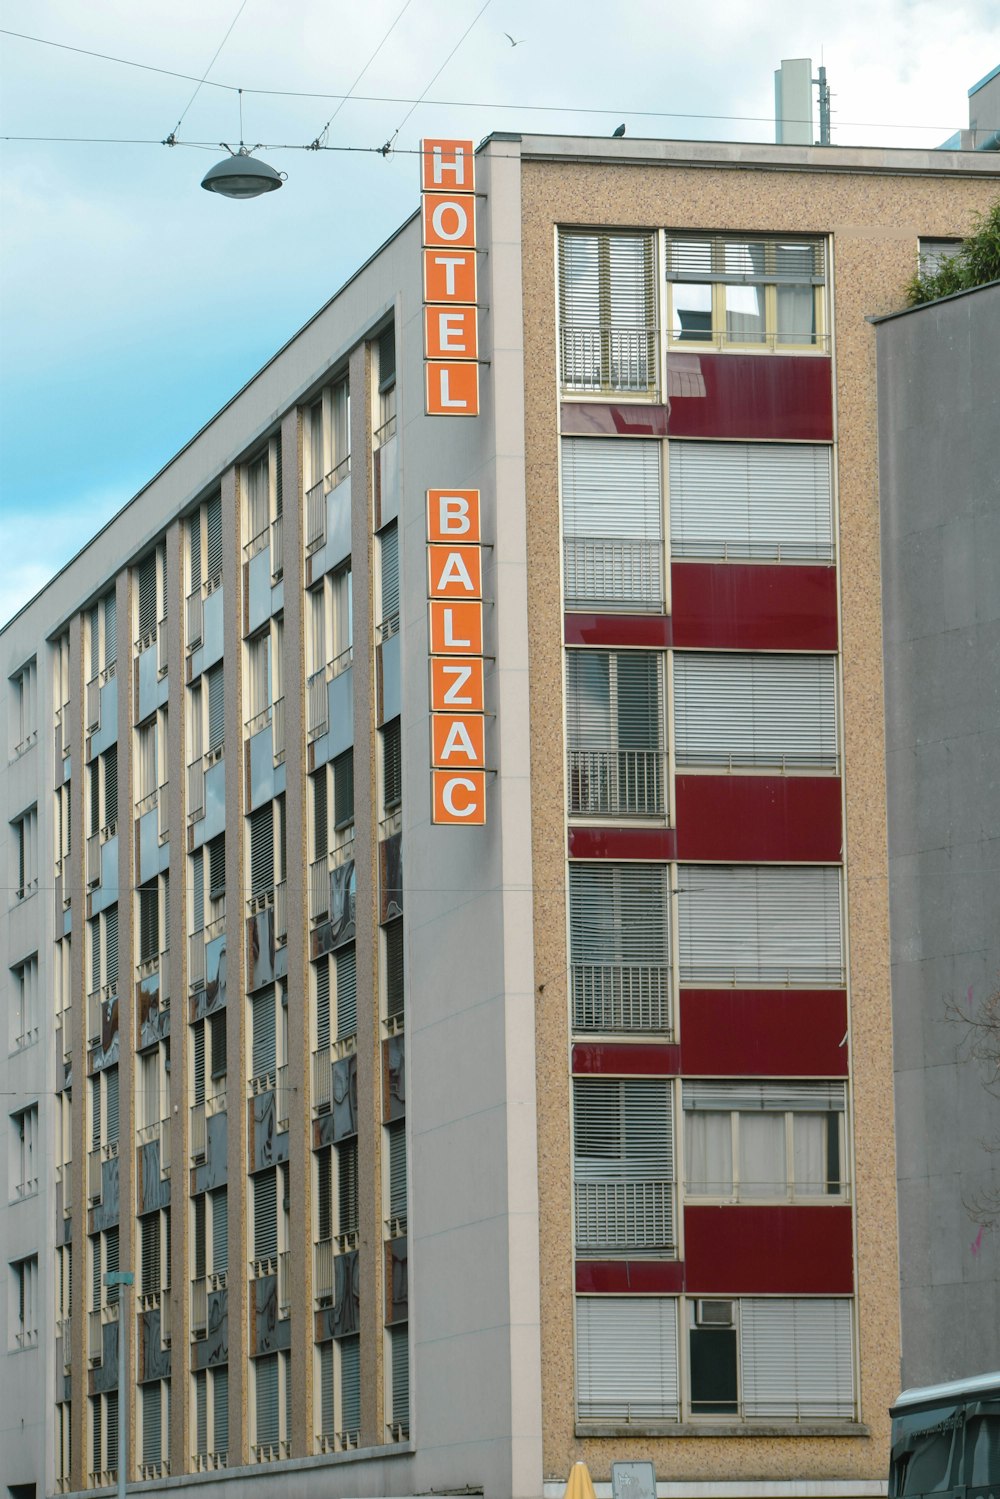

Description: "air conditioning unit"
696 1299 735 1327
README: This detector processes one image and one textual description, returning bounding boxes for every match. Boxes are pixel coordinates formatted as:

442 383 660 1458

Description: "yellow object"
563 1461 599 1499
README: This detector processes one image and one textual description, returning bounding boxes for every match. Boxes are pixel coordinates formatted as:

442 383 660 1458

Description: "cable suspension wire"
164 0 250 145
308 0 416 150
0 32 968 134
379 0 493 155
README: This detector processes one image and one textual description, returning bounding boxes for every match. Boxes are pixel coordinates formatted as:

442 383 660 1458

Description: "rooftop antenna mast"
815 62 831 145
774 57 831 145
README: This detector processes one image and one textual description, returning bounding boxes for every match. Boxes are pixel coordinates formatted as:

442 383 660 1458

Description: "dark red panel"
573 1043 680 1076
577 1260 685 1294
671 562 838 650
680 989 849 1076
561 403 669 437
675 776 842 862
684 1205 854 1294
568 826 676 861
665 353 833 440
565 613 673 648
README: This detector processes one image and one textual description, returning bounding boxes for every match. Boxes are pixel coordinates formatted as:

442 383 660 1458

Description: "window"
88 589 117 676
334 749 355 830
558 230 657 392
307 376 351 491
244 437 281 548
307 564 352 675
89 1065 119 1158
137 879 162 965
673 653 838 769
576 1296 679 1422
561 437 663 611
668 441 834 562
252 1349 290 1460
246 625 277 723
384 921 403 1027
248 805 276 897
12 806 38 900
381 718 402 813
90 1390 118 1483
569 862 671 1036
918 237 962 277
378 522 399 638
140 1380 169 1475
340 1336 361 1442
387 1324 409 1439
189 490 224 596
10 657 37 756
88 906 119 995
10 955 39 1051
573 1077 674 1253
665 233 826 350
386 1118 407 1231
10 1255 39 1349
135 542 167 647
193 1365 228 1466
574 1295 855 1425
136 718 159 803
56 1400 72 1486
11 1105 39 1199
678 864 843 986
683 1082 847 1201
376 324 396 444
55 781 72 872
566 649 665 816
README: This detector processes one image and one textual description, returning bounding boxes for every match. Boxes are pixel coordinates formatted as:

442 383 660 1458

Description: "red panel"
561 403 670 438
576 1260 685 1294
671 563 838 650
565 613 673 648
675 776 842 862
679 989 849 1076
684 1205 854 1294
572 1043 680 1076
568 826 676 861
665 353 833 440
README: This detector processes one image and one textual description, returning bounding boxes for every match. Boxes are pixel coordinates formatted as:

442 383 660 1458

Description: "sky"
1 0 998 626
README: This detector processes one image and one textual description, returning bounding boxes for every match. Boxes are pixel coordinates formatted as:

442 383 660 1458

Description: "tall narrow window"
678 865 843 986
573 1077 674 1253
669 441 834 562
566 650 665 816
558 230 657 392
562 438 663 611
569 862 671 1036
673 652 838 769
665 234 826 351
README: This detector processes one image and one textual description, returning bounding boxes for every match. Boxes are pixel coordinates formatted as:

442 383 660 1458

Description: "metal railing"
314 1238 334 1304
253 1442 290 1463
189 930 206 991
244 702 273 740
312 1047 333 1113
243 524 270 563
187 742 223 823
275 1064 288 1129
310 831 357 923
560 324 659 393
160 1115 171 1176
278 1250 291 1317
572 964 671 1035
187 587 204 649
88 1309 103 1362
272 697 285 764
270 514 283 579
135 787 158 819
190 1102 206 1161
305 479 326 552
306 646 353 741
87 1148 103 1202
568 749 666 818
563 537 663 612
574 1179 674 1252
191 1276 207 1336
275 880 287 943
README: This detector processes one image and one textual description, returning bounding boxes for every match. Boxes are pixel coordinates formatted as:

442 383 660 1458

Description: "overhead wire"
379 0 493 155
0 29 969 136
308 0 416 150
163 0 251 145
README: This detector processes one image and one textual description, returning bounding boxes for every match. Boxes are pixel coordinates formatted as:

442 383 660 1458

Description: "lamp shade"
201 152 284 199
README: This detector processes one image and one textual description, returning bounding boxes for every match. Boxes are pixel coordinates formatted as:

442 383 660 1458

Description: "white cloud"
0 488 128 628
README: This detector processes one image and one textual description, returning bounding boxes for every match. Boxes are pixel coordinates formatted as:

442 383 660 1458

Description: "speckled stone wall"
519 151 1000 1486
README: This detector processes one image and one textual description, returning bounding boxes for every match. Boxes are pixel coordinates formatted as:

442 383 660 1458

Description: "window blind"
338 1139 359 1236
740 1297 854 1419
103 591 117 666
189 515 202 594
576 1296 679 1422
340 1336 361 1434
103 746 118 824
388 1121 407 1218
669 441 833 562
317 1146 333 1241
249 807 274 896
320 1341 335 1435
673 652 838 768
382 720 402 810
390 1324 410 1431
683 1081 846 1112
210 1011 227 1081
206 665 224 751
211 1189 228 1273
141 1383 162 1466
255 1353 279 1446
105 907 119 989
206 494 223 581
315 958 331 1051
333 750 355 828
380 523 399 627
194 1370 207 1456
562 438 663 609
193 1194 206 1278
213 1367 229 1455
385 921 404 1022
253 1170 278 1260
207 836 225 902
678 864 843 985
336 945 357 1040
665 233 825 282
141 1212 161 1294
252 987 276 1076
105 1065 119 1144
558 231 657 392
313 772 328 859
191 848 205 933
138 555 158 639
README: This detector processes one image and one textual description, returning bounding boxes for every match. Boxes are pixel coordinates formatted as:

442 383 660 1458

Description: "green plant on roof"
906 197 1000 306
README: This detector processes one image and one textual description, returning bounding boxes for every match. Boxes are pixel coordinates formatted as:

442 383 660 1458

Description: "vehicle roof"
893 1371 1000 1412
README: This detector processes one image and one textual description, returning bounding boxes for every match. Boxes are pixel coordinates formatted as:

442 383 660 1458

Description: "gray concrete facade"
877 281 1000 1387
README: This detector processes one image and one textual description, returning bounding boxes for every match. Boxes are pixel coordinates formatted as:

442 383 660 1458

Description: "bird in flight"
612 123 626 136
504 32 526 45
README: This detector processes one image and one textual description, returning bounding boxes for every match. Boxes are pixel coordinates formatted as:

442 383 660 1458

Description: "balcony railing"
86 820 117 888
574 1179 674 1253
88 1309 103 1363
87 1147 103 1202
563 536 663 612
278 1249 291 1317
243 524 270 564
253 1442 290 1464
310 832 356 924
314 1238 334 1304
186 572 222 652
191 1276 207 1337
572 964 671 1035
187 742 223 824
568 749 666 818
272 696 285 764
271 514 283 580
189 930 206 992
560 324 659 393
306 646 353 740
56 701 72 759
275 1064 289 1130
306 479 326 553
191 1102 206 1161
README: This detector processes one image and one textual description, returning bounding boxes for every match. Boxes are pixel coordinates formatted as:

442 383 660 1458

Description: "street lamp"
105 1270 134 1499
201 147 285 199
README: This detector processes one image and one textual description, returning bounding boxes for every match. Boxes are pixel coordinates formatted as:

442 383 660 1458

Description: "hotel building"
2 131 998 1499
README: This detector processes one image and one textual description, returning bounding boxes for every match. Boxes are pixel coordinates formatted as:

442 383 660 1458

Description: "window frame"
664 232 828 354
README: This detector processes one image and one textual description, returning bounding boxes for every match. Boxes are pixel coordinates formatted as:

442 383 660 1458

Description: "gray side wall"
878 283 1000 1387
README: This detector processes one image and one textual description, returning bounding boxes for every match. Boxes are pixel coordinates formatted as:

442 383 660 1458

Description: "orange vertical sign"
425 361 479 418
427 489 481 543
432 769 486 825
420 138 475 194
421 138 480 420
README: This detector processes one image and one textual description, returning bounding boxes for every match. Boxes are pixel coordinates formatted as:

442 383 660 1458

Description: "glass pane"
725 284 765 343
689 1326 738 1414
776 283 816 344
686 1112 732 1195
672 283 712 341
738 1112 785 1196
724 240 765 276
793 1113 826 1195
